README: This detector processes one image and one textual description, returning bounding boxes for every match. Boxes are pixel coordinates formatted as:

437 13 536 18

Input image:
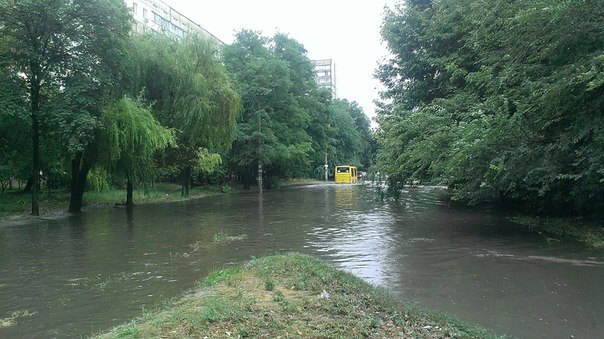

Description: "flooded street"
1 184 603 338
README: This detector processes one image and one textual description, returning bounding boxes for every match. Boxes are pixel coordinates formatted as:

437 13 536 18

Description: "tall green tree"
326 100 366 170
224 31 320 187
0 0 131 214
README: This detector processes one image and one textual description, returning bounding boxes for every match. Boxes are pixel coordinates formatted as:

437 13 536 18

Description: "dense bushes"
377 0 604 214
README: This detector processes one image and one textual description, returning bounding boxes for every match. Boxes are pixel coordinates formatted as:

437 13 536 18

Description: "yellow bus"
335 166 358 184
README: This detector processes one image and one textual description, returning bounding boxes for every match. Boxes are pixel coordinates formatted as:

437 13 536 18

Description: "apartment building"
123 0 223 45
311 59 337 98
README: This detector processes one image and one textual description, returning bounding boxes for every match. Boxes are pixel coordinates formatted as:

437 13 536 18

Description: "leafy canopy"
377 0 604 214
99 96 174 182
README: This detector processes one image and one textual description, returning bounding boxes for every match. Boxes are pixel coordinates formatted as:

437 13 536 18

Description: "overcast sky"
166 0 396 123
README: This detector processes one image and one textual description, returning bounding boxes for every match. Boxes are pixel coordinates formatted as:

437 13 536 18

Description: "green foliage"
131 34 240 150
202 267 242 287
377 0 604 214
0 0 132 214
264 279 275 291
194 148 222 174
223 30 375 186
327 100 367 170
0 69 30 185
99 96 173 183
130 34 240 194
224 30 311 182
87 168 111 192
220 184 232 194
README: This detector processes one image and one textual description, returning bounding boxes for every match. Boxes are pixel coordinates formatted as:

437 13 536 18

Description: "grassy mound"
99 253 499 338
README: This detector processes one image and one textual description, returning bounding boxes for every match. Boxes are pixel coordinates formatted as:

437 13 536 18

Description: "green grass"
0 183 231 222
511 216 604 247
0 189 69 215
98 253 500 338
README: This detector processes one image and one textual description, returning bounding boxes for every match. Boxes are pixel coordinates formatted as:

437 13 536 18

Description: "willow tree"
132 35 240 196
99 97 173 206
0 0 131 215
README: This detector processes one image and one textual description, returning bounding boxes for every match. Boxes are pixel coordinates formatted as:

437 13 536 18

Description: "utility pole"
324 152 329 182
258 114 263 195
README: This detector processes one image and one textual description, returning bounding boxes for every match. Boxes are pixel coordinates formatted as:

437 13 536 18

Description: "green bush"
220 184 232 193
87 168 111 192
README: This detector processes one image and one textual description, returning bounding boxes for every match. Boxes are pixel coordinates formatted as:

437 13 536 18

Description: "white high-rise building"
123 0 223 45
311 59 337 98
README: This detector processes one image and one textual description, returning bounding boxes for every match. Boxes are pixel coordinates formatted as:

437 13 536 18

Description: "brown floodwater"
0 184 602 338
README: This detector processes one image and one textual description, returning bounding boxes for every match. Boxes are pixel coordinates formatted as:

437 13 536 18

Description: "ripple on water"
473 251 604 267
1 184 603 339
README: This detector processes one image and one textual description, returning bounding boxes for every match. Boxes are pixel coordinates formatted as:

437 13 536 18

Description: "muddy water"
0 184 602 338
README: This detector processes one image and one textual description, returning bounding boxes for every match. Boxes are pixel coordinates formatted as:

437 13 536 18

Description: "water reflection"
0 185 603 338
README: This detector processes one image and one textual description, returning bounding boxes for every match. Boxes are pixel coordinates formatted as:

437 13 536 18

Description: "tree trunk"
126 175 134 206
243 167 251 190
31 79 41 216
181 167 191 197
257 115 262 194
69 153 91 214
23 176 32 193
497 190 506 204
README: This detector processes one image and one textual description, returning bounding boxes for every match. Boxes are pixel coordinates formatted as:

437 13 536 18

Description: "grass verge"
0 183 231 223
510 216 604 248
98 253 499 338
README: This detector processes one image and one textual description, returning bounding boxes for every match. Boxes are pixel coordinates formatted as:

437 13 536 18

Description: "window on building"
132 2 137 14
160 16 170 31
171 23 184 38
143 8 147 20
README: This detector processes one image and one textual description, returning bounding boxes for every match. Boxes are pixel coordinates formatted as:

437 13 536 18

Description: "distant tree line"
223 30 375 189
376 0 604 215
0 0 374 215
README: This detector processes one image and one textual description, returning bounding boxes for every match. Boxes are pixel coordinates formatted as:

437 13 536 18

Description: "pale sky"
166 0 396 123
